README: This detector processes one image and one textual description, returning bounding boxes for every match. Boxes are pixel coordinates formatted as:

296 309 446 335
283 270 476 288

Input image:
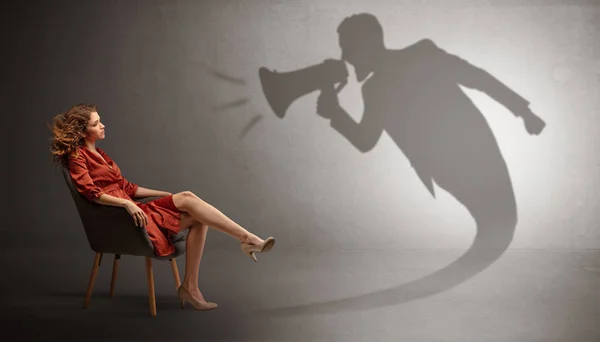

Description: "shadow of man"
262 13 546 315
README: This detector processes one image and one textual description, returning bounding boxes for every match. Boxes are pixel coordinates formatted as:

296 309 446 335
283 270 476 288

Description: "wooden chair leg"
109 254 120 298
145 257 157 317
84 252 102 308
169 258 184 308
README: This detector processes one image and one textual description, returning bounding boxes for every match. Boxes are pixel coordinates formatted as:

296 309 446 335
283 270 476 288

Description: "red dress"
68 146 182 256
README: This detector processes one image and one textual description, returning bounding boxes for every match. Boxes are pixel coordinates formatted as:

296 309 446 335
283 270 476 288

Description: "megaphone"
259 59 349 118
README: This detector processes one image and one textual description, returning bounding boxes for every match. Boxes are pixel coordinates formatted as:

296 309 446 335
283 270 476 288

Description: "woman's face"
85 111 105 141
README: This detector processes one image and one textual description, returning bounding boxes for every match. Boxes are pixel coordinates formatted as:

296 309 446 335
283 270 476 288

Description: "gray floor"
1 246 599 341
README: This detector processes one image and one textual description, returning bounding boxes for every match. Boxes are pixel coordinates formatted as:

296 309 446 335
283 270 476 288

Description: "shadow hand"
521 109 546 135
317 86 341 119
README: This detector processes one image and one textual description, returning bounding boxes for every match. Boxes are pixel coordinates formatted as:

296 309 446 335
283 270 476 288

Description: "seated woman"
49 103 275 311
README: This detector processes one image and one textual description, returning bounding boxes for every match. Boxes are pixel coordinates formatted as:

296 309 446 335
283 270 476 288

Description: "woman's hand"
124 201 148 227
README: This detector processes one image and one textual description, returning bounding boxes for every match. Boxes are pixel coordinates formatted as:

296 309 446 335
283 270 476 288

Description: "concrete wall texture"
8 0 600 252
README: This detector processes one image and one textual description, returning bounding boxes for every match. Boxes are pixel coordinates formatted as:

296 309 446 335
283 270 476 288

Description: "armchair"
61 166 188 316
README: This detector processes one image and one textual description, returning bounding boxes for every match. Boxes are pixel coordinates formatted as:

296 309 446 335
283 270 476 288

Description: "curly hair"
48 103 98 168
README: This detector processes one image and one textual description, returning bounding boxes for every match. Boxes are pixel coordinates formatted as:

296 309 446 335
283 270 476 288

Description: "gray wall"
8 0 600 253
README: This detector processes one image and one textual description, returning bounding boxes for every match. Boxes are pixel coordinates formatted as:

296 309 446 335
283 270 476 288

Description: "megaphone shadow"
255 31 547 316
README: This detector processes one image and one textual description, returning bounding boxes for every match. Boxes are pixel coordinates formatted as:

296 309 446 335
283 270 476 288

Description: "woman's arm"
133 186 172 198
95 193 149 227
94 193 133 207
68 153 106 202
119 174 170 198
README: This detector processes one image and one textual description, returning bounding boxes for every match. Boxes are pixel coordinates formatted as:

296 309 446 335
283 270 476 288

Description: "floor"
2 246 599 341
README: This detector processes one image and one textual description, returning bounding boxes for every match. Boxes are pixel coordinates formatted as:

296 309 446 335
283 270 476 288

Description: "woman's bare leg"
184 226 209 301
177 212 210 302
172 191 264 245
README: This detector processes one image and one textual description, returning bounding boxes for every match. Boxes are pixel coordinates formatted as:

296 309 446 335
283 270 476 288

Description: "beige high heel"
240 237 275 262
177 285 218 311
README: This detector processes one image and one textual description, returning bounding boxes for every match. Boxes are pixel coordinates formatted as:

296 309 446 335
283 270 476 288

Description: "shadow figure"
258 13 546 315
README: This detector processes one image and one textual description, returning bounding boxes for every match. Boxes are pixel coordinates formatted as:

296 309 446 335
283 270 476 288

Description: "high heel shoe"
240 237 275 262
177 285 218 311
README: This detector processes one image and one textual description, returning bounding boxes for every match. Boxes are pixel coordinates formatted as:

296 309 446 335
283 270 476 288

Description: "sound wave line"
212 98 250 113
199 62 265 139
201 63 246 86
239 114 263 139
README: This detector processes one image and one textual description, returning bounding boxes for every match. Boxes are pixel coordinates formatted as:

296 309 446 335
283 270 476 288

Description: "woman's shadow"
259 13 546 315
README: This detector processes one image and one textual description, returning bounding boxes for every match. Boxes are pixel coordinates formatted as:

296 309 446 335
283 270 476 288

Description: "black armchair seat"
61 166 188 316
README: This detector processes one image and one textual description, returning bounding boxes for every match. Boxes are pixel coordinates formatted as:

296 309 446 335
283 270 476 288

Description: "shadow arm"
325 90 383 153
426 39 532 118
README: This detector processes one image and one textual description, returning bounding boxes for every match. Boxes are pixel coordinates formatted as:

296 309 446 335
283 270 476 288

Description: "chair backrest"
60 165 156 256
61 166 97 225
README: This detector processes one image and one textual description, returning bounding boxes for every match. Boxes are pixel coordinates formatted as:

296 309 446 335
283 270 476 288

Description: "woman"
49 103 275 311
